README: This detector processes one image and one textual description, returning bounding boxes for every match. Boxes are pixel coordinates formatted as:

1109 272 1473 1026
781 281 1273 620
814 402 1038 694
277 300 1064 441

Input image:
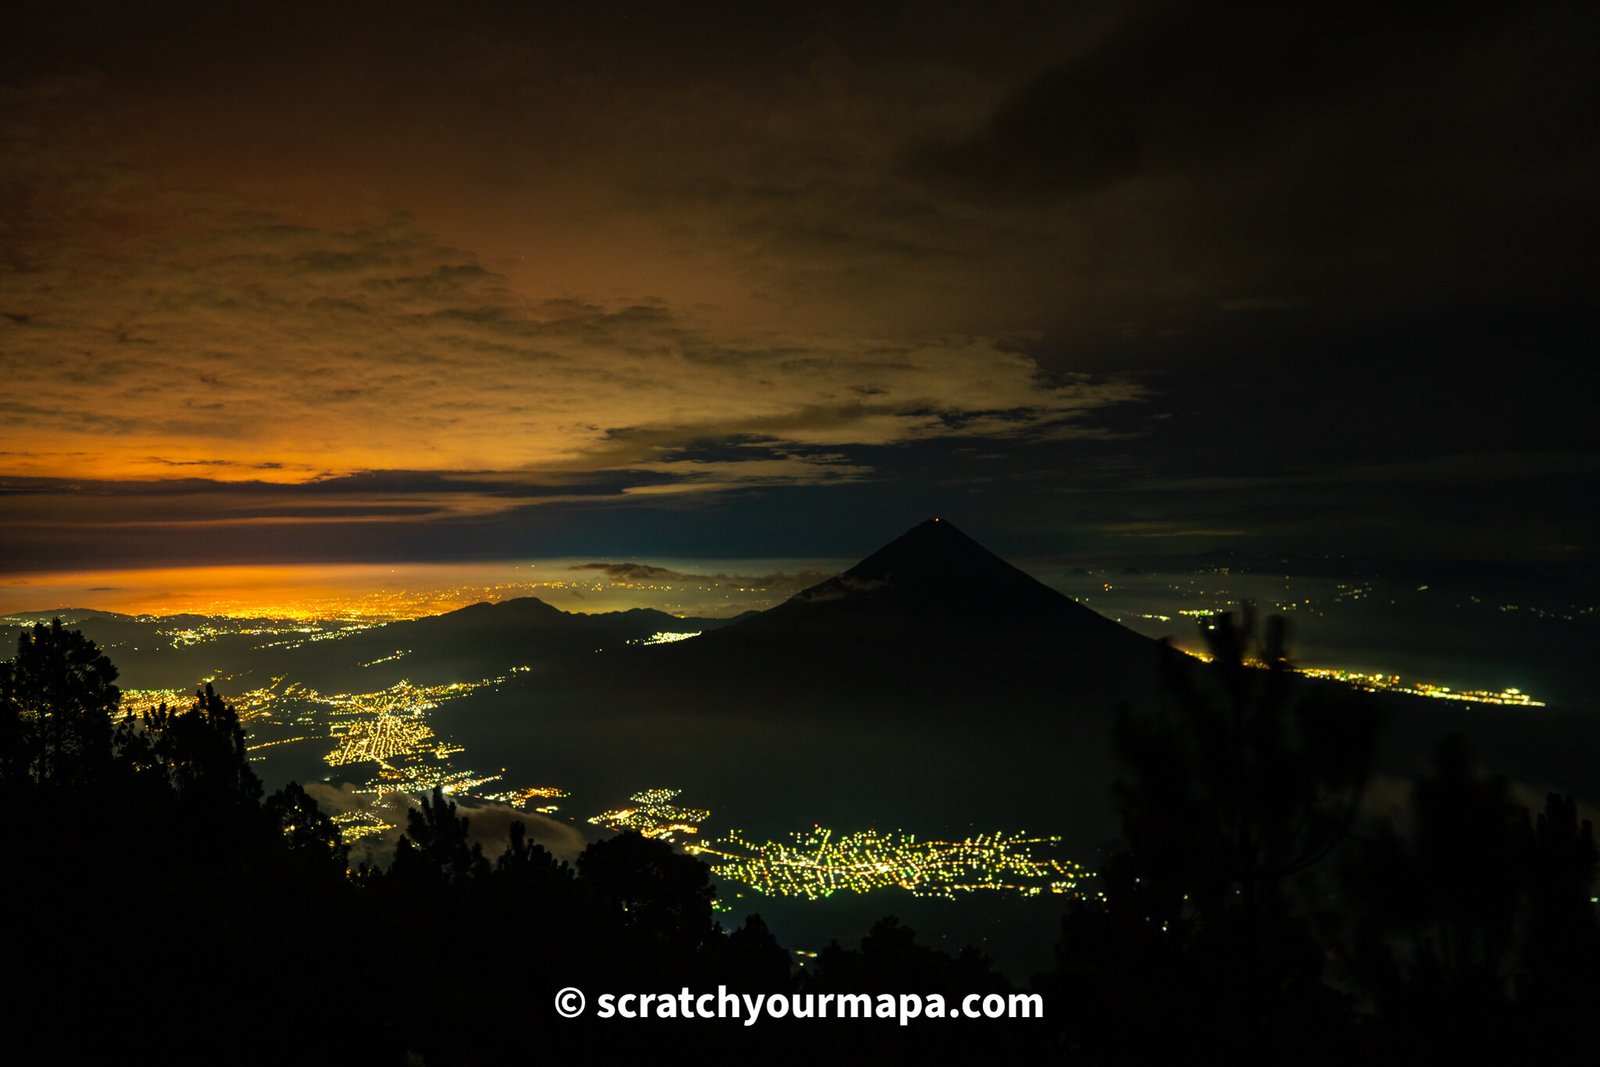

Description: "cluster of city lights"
585 786 1092 901
480 785 569 813
1178 649 1546 707
589 788 712 840
329 809 394 843
1296 668 1545 707
690 827 1090 901
127 671 568 810
628 631 703 646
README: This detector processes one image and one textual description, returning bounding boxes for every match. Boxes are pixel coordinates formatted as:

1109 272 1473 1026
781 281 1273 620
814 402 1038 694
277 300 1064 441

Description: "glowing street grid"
588 788 1091 901
124 668 566 842
589 788 711 840
690 828 1091 901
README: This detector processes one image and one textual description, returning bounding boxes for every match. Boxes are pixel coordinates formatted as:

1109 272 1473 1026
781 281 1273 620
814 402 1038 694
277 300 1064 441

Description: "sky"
3 0 1597 601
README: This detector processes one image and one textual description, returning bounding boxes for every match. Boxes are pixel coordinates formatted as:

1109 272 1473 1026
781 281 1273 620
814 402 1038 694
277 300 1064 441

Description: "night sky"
3 0 1596 590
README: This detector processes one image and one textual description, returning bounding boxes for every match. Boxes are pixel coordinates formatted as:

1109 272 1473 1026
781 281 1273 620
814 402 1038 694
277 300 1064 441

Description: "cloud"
302 781 590 868
793 576 890 603
3 0 1593 573
575 563 687 582
907 2 1348 200
573 561 831 592
0 201 1142 494
450 801 590 864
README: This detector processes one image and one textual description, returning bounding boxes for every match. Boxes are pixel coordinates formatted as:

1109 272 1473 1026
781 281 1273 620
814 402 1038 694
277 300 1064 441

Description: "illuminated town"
628 630 704 646
480 785 570 814
589 788 712 840
692 827 1092 901
585 788 1091 899
122 677 309 727
328 809 394 844
1294 668 1546 707
1176 649 1547 707
122 671 559 815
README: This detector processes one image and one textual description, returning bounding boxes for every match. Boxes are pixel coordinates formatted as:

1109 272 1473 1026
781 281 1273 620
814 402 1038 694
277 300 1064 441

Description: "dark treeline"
1046 606 1600 1066
3 614 1597 1064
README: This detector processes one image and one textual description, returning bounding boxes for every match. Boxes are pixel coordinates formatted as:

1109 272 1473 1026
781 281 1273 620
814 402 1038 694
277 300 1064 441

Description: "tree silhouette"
493 817 573 897
1516 791 1600 1063
390 783 489 887
578 830 718 976
1113 605 1381 960
0 618 119 787
266 780 349 874
1050 603 1381 1061
1520 791 1600 997
805 917 1014 1055
1339 736 1600 1061
129 683 264 809
0 624 372 1064
723 912 793 989
809 915 1002 995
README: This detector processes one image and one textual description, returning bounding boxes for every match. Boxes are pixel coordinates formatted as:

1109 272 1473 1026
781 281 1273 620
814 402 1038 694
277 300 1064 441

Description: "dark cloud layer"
1 0 1595 576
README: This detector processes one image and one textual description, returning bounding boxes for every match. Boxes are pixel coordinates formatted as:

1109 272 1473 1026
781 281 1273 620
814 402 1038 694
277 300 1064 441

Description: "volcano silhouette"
382 519 1186 845
678 517 1165 683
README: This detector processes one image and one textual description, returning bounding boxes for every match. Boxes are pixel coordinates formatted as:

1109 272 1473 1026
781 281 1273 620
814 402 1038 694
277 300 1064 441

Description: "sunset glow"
0 559 840 621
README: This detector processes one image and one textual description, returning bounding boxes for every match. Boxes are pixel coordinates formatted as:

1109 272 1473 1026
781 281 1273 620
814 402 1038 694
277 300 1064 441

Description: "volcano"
667 517 1171 696
448 519 1183 844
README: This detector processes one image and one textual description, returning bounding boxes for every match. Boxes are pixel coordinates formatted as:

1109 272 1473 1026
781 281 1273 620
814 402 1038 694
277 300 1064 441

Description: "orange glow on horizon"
0 559 834 622
0 563 521 621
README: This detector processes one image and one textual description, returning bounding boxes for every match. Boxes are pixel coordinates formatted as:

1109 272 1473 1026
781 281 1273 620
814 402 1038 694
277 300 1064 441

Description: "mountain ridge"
682 518 1161 668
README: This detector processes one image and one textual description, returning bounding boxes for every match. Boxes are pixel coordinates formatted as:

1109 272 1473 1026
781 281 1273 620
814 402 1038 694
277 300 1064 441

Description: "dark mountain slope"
644 518 1174 711
455 521 1186 845
265 598 742 689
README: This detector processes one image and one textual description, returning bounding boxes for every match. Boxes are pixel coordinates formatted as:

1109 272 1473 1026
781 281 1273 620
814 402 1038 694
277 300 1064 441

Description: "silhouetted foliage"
1114 604 1382 927
0 618 119 787
389 782 491 887
1521 792 1600 997
808 915 1004 995
1043 604 1384 1064
1338 736 1600 1062
800 916 1022 1055
265 779 349 874
1 623 365 1065
1038 602 1600 1066
1119 606 1378 975
121 683 264 824
578 829 718 976
724 912 793 989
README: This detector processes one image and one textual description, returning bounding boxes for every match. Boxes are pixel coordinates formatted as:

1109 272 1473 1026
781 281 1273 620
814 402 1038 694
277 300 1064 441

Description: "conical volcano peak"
844 518 1010 583
785 518 1071 619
